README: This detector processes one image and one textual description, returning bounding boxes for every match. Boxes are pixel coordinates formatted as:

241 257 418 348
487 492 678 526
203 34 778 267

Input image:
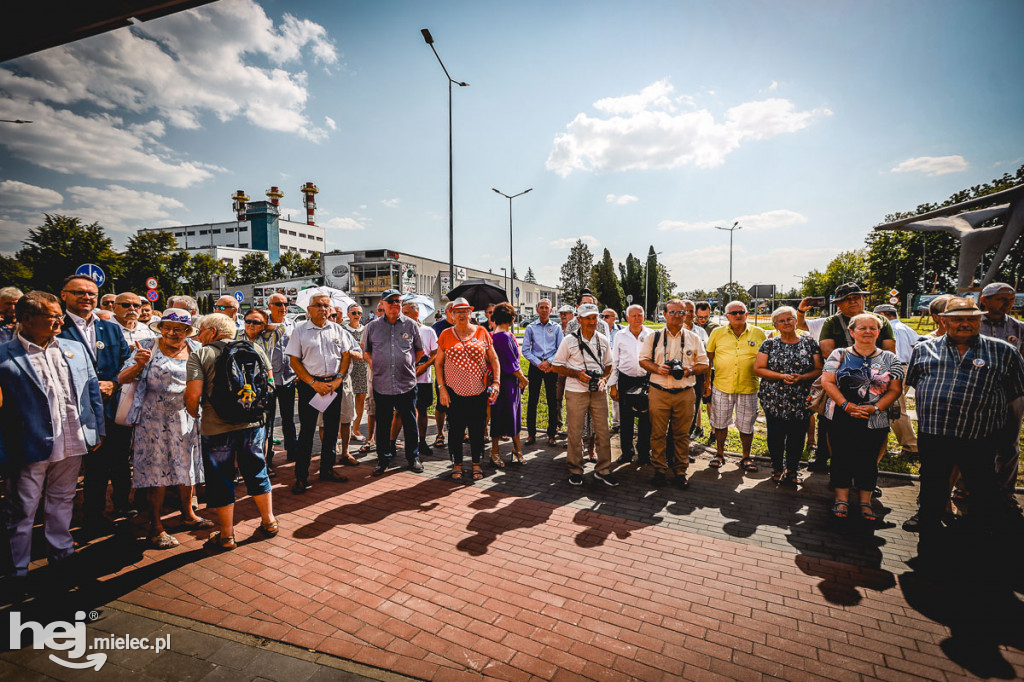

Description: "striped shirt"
905 334 1024 439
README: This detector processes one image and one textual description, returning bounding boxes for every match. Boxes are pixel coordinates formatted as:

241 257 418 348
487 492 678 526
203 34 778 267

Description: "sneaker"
872 487 883 498
568 473 584 486
902 513 920 532
409 458 424 473
594 471 619 487
614 454 634 466
673 474 690 490
806 459 829 473
372 464 387 477
651 471 667 486
691 427 704 439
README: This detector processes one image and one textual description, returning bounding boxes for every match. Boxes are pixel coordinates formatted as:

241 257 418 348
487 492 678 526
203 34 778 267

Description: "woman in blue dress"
118 309 211 549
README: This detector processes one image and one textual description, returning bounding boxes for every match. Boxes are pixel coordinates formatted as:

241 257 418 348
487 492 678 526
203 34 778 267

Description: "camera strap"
573 331 603 371
651 329 682 365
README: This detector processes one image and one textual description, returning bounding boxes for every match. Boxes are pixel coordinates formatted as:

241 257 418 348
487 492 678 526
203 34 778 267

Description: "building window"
226 227 234 233
174 231 184 237
212 229 221 234
238 227 248 233
187 231 195 236
316 236 323 242
298 233 306 239
239 243 248 248
199 230 208 235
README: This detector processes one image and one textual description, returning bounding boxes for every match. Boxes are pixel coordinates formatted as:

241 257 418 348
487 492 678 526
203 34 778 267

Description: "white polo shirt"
285 320 356 378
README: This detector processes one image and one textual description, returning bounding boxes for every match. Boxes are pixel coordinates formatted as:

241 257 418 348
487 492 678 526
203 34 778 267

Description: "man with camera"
639 299 709 488
609 304 652 466
552 303 616 486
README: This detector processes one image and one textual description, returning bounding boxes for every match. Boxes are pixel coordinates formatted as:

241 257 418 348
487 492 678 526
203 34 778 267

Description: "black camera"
584 369 603 392
666 359 686 380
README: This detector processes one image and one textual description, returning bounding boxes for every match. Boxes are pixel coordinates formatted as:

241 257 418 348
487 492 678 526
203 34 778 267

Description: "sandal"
771 470 784 484
258 519 279 538
148 532 179 550
358 442 374 454
489 450 505 468
784 470 802 485
509 450 524 465
181 517 215 530
472 464 484 481
740 458 758 473
433 435 445 448
831 500 849 519
708 454 725 469
204 531 236 552
351 433 365 443
859 503 877 522
451 466 463 481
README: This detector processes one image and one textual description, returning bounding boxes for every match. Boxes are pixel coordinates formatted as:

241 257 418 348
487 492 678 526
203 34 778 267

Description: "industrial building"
137 182 326 266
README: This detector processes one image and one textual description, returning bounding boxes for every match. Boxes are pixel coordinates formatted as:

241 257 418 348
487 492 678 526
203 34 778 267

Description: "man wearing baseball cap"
905 296 1024 557
978 283 1024 502
552 303 616 486
806 283 896 474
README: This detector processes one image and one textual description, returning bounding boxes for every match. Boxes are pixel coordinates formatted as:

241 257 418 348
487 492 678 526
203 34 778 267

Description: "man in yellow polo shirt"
705 300 766 474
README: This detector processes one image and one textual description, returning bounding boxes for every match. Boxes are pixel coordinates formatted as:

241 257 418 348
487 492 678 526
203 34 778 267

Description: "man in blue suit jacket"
0 291 104 578
59 274 133 530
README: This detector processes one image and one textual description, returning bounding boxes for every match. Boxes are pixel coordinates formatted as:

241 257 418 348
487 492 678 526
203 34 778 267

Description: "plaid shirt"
906 334 1024 439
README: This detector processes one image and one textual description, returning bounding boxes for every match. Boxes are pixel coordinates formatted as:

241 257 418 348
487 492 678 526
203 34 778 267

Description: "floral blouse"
757 336 821 420
822 348 904 429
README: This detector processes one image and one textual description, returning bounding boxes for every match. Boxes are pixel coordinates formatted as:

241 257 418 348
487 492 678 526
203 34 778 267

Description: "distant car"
657 313 666 323
287 312 307 324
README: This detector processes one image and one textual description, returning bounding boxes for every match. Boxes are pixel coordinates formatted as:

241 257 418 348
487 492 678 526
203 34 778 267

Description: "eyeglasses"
244 319 264 326
600 314 613 319
63 290 98 298
384 299 401 305
349 311 362 316
269 302 287 307
33 313 64 322
726 311 747 316
665 311 686 317
214 304 237 311
775 317 796 324
328 314 338 320
309 303 331 309
118 302 142 309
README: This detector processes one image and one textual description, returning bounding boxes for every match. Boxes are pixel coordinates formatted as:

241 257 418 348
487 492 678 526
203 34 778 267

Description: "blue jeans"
201 426 272 508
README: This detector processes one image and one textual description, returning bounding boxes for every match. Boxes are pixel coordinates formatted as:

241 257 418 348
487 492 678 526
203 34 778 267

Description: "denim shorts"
201 426 272 508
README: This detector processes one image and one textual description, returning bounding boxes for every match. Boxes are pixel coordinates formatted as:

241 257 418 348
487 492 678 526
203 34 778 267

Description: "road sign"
626 294 633 304
234 291 244 303
889 288 899 297
76 263 105 288
146 277 158 290
747 284 776 298
515 286 520 301
146 289 159 302
439 271 451 296
889 296 899 305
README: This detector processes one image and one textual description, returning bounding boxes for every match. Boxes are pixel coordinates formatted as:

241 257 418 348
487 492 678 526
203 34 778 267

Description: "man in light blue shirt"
522 298 563 445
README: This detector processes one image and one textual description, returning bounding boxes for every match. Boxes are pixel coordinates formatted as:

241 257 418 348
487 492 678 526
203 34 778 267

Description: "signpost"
514 286 520 303
146 277 158 290
626 294 633 304
439 270 451 297
145 289 159 303
75 263 106 288
234 291 244 303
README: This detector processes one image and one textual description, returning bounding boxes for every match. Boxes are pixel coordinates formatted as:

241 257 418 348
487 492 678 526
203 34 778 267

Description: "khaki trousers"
649 386 695 475
890 385 918 452
566 390 612 475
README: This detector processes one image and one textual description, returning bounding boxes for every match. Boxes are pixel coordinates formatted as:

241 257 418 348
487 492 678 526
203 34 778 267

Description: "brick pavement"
3 431 1023 681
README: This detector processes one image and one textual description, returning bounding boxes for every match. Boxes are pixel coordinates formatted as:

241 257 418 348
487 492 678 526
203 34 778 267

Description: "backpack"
208 340 272 424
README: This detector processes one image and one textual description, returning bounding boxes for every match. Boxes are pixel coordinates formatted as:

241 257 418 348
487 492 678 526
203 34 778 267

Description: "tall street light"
645 250 663 321
421 28 468 295
714 221 742 302
492 187 532 304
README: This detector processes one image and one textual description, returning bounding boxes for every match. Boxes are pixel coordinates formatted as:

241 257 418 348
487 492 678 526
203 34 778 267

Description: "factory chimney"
266 186 284 208
300 182 319 225
231 189 249 221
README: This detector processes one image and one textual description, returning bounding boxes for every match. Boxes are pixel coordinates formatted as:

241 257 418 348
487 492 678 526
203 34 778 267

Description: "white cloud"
659 209 806 232
550 235 600 249
0 0 338 186
325 116 337 131
0 180 63 208
605 194 638 205
323 217 365 231
890 155 969 177
547 80 831 177
766 80 779 91
664 245 841 291
380 198 401 208
65 184 185 232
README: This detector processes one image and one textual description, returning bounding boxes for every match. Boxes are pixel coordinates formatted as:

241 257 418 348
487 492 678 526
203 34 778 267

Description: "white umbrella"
295 286 356 311
402 294 436 319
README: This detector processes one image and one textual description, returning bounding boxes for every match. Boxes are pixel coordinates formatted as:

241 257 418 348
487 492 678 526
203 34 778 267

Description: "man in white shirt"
113 292 156 344
601 308 624 434
285 293 358 493
874 304 919 456
553 304 616 487
608 304 651 465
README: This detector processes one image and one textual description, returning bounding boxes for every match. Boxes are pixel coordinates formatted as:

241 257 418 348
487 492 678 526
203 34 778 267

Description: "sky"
1 0 1022 293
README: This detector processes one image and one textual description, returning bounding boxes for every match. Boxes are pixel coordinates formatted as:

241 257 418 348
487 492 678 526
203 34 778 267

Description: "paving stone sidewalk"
3 427 1022 680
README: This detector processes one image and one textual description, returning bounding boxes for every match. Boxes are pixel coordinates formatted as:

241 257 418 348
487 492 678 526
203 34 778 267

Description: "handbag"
114 381 136 426
806 349 845 415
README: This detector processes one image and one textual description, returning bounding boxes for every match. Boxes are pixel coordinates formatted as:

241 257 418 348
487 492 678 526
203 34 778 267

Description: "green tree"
592 249 625 312
558 239 594 305
120 230 178 299
655 263 675 304
186 253 224 295
644 246 660 319
618 253 645 311
17 214 121 293
274 251 320 278
237 253 274 284
0 255 32 290
799 250 869 300
165 251 192 296
524 267 537 284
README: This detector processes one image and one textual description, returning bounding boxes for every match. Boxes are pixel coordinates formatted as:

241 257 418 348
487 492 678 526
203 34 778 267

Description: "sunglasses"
349 311 362 316
328 314 338 319
214 304 237 311
269 302 287 307
244 319 264 325
726 311 747 316
600 314 614 319
118 302 142 309
665 311 686 317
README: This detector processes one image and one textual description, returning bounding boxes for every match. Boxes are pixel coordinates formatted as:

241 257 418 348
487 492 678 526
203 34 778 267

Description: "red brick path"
105 470 1024 681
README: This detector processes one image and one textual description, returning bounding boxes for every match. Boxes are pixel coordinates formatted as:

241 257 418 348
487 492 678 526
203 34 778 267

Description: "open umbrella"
446 279 508 310
295 286 356 311
401 293 436 319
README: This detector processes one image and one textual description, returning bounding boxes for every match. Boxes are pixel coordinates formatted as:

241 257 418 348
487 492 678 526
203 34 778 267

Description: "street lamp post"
644 250 663 321
499 267 508 296
492 187 533 303
714 221 742 302
421 29 468 295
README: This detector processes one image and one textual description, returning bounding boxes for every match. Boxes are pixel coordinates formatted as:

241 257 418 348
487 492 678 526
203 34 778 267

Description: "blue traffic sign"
145 289 159 302
76 263 106 288
515 286 520 300
233 291 244 303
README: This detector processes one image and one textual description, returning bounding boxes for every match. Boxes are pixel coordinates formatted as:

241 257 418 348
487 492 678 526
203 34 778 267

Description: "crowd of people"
0 273 1021 582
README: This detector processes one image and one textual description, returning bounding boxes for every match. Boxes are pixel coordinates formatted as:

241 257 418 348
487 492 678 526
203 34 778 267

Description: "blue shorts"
201 426 272 508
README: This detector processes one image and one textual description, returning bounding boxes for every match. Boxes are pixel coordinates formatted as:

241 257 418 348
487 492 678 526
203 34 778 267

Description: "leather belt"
650 383 693 395
311 374 341 382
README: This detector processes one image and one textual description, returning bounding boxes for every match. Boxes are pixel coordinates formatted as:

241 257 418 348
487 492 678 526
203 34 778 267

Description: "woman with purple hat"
118 308 212 549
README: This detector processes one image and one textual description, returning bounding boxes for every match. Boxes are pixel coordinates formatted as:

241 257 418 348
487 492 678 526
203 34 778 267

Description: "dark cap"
380 289 402 301
831 282 870 303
